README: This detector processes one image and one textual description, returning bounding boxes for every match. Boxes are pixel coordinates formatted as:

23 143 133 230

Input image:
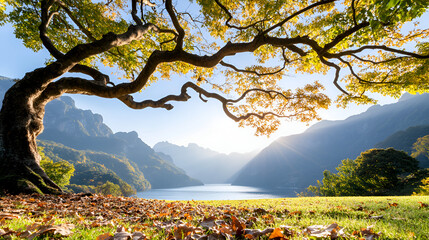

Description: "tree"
308 148 420 196
355 148 419 195
0 0 428 194
308 158 366 196
412 135 429 159
95 181 123 196
413 177 429 196
39 147 75 188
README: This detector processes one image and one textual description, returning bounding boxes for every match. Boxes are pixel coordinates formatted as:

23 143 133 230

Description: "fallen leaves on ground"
303 223 346 239
1 219 74 239
352 226 380 240
1 194 426 239
418 201 428 208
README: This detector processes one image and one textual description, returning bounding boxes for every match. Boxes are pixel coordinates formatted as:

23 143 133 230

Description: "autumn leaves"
1 194 428 239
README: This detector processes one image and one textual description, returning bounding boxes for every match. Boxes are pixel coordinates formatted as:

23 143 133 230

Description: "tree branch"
117 81 296 122
351 0 358 26
220 58 287 77
40 0 63 59
318 56 349 95
349 54 406 65
55 0 97 41
322 21 369 52
165 0 184 49
214 0 268 31
339 57 400 85
132 0 143 25
263 0 336 35
329 45 429 59
219 47 290 77
69 65 111 86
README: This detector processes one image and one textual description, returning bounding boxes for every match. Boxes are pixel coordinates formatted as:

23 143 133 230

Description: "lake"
136 184 301 200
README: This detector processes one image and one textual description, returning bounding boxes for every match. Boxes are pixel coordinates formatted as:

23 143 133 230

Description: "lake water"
136 184 301 200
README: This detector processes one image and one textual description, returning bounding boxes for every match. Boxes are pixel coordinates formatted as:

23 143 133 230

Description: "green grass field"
0 194 428 239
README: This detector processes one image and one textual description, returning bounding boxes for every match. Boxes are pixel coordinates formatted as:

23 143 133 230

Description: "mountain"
233 93 429 189
38 97 202 189
1 78 202 190
112 132 202 188
0 77 14 102
43 96 113 137
375 125 429 168
153 142 256 183
38 140 145 196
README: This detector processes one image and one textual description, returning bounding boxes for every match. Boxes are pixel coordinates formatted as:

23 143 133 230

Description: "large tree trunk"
0 74 62 195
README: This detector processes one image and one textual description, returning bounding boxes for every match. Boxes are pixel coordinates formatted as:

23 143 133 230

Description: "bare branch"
220 60 286 77
178 12 204 25
349 54 406 65
69 65 111 86
219 47 290 76
338 57 400 85
330 45 429 59
116 81 295 123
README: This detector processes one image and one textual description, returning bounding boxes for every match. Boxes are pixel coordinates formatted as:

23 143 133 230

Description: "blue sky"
0 23 398 154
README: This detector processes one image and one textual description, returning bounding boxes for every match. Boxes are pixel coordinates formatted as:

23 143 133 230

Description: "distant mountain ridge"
39 97 202 189
1 78 202 190
233 93 429 189
43 97 113 137
153 142 256 183
375 125 429 168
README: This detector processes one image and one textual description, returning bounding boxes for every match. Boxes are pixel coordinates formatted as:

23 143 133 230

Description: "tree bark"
0 73 62 195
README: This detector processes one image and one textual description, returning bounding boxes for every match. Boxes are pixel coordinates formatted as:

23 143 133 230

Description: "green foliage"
38 147 75 188
355 148 419 194
67 184 95 194
412 135 429 159
38 141 139 197
2 0 428 137
69 163 136 196
413 177 429 196
308 148 421 196
95 181 122 196
38 140 150 192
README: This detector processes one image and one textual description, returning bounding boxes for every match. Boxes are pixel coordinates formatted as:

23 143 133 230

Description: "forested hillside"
375 125 429 168
234 94 429 189
1 78 202 192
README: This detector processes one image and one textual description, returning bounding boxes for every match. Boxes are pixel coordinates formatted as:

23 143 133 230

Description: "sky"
0 22 399 154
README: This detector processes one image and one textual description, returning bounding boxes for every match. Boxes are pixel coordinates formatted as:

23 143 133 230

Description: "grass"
202 196 429 239
0 194 428 239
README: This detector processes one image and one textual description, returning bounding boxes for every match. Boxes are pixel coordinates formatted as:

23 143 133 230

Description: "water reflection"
136 184 301 200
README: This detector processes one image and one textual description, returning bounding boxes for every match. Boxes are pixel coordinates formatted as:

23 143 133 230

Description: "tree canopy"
38 147 75 188
412 135 429 159
0 0 429 194
1 0 428 135
308 148 421 196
